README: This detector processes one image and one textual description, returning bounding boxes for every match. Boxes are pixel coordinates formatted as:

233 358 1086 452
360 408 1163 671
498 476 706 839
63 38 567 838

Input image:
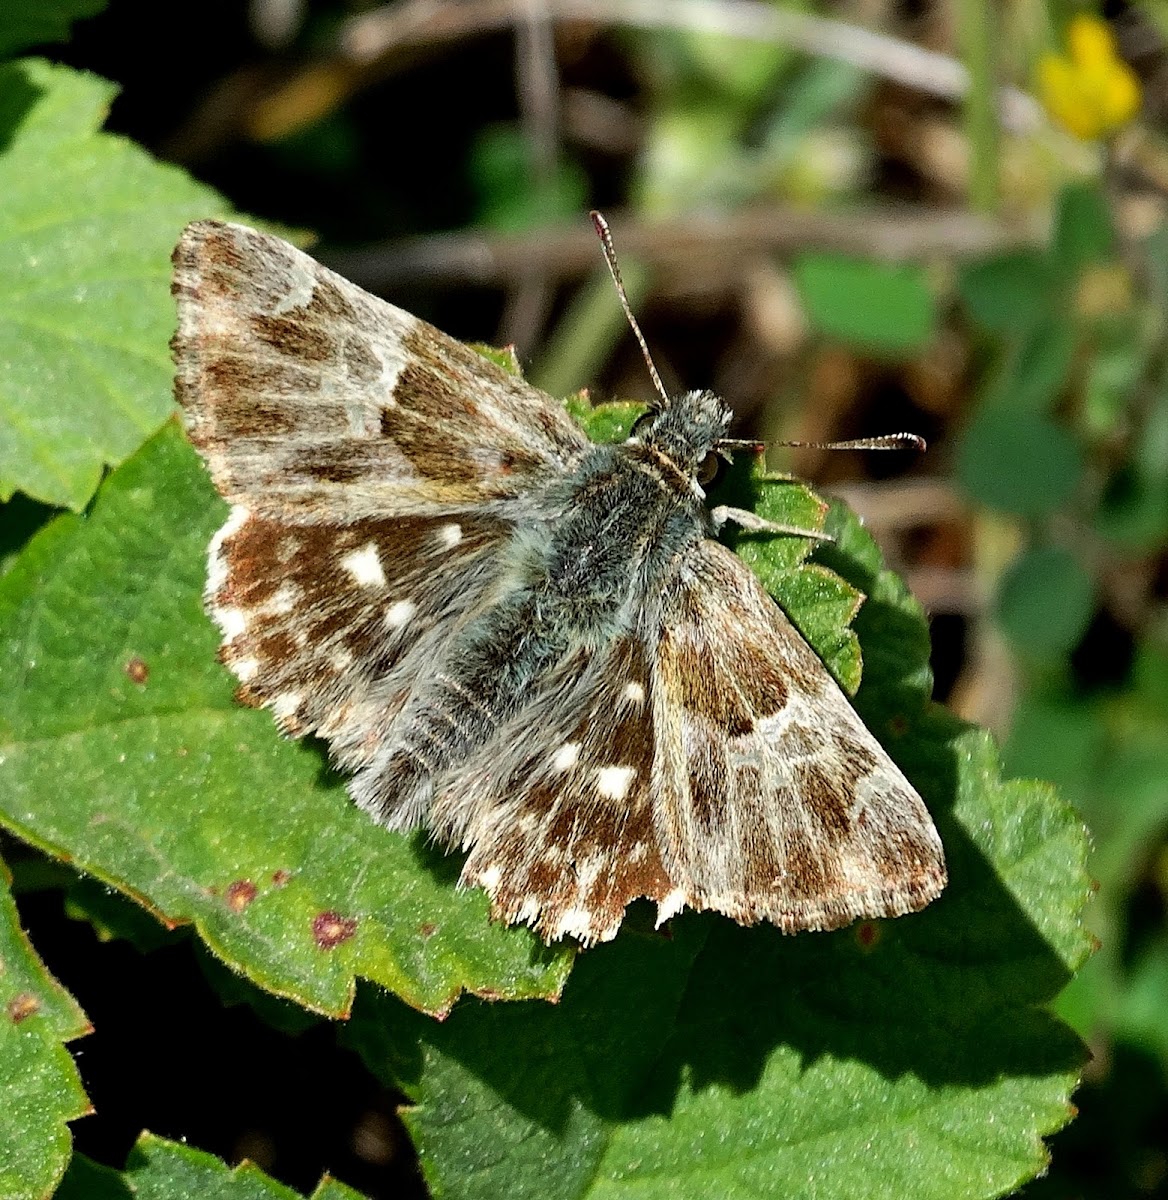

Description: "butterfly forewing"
173 220 588 520
175 218 589 784
651 540 946 932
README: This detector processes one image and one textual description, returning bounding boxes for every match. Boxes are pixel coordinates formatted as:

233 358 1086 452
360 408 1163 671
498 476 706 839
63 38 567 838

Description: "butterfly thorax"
535 436 708 638
363 396 724 812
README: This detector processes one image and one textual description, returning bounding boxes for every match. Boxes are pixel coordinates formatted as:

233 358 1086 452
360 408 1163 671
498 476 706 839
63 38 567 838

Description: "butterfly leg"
709 504 833 542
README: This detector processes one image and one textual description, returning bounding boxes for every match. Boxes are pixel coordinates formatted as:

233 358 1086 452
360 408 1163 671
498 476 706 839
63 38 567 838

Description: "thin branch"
341 0 1043 133
318 205 1042 292
499 0 560 351
516 0 560 184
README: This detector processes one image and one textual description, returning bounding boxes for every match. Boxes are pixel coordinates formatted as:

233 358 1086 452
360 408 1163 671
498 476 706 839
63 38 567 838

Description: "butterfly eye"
630 411 655 439
697 451 721 487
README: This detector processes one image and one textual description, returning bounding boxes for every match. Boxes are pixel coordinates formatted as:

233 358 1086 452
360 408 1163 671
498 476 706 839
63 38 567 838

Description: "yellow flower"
1038 14 1141 140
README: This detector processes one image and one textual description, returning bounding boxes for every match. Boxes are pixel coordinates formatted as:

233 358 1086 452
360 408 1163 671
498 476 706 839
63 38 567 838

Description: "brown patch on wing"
660 584 788 739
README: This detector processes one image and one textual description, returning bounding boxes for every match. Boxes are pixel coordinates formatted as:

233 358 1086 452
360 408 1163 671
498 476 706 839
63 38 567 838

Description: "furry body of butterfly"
173 219 947 946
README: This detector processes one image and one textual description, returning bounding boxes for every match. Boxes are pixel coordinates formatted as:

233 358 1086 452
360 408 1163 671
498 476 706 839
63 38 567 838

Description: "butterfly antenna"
773 433 927 452
590 210 671 409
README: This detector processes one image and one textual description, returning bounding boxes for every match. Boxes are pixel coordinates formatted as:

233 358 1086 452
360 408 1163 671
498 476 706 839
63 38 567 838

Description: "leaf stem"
959 0 1000 213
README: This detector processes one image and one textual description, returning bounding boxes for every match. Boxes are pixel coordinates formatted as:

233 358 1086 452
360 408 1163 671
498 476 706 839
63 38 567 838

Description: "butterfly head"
629 389 734 484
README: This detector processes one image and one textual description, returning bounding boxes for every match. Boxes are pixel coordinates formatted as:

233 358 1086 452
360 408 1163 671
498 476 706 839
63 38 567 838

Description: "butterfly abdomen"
352 443 704 832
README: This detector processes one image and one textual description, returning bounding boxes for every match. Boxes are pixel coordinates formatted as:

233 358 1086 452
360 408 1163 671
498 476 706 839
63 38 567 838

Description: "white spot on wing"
479 864 501 890
216 607 248 639
656 888 688 925
232 656 260 682
595 765 636 800
207 505 250 596
623 681 645 703
385 599 416 628
341 542 386 588
269 582 298 615
552 742 580 771
272 692 302 720
437 523 463 548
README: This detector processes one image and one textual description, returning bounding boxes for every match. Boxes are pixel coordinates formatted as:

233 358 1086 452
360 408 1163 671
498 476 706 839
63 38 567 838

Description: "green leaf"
759 58 867 155
0 493 53 574
0 853 91 1200
735 473 864 693
793 254 936 355
996 546 1095 659
469 342 524 376
980 317 1077 415
0 425 572 1018
343 500 1091 1200
1096 464 1168 547
0 59 230 510
58 1131 367 1199
958 251 1060 333
565 395 647 444
957 407 1083 516
56 1155 131 1200
0 1 106 57
61 874 184 953
1003 693 1106 814
469 123 588 231
1052 183 1114 274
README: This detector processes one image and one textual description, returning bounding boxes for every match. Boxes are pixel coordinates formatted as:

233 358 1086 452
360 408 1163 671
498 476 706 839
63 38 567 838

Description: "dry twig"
319 205 1042 291
341 0 1044 133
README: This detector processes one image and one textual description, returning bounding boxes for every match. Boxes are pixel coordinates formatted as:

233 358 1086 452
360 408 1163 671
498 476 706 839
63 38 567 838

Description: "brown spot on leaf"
888 714 909 737
419 922 438 939
8 993 40 1023
313 911 357 949
856 920 881 950
125 657 149 685
225 880 257 912
271 869 292 887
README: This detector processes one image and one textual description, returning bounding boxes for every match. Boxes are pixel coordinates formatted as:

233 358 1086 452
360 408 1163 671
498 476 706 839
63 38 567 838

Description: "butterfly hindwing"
435 636 673 945
650 539 946 933
173 220 589 521
208 505 512 769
